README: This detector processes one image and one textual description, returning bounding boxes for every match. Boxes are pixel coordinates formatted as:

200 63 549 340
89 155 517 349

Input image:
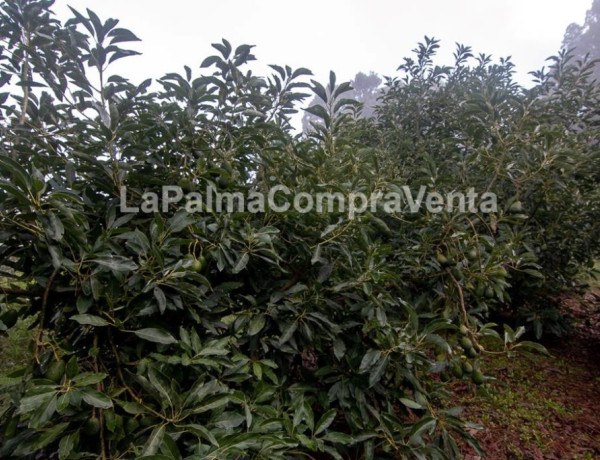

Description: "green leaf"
71 314 109 327
400 398 424 410
305 105 330 125
328 71 337 91
167 210 195 233
76 296 93 314
184 379 221 407
119 400 149 415
0 154 32 190
65 358 79 379
200 55 222 68
108 27 141 44
359 349 381 373
148 367 173 409
314 409 337 436
292 67 313 79
424 333 451 353
522 268 544 279
0 375 24 386
56 393 70 412
232 252 249 274
104 409 119 433
33 422 69 451
215 412 245 429
322 431 354 444
248 315 266 336
134 328 177 345
160 433 181 460
185 424 219 446
409 417 436 443
278 321 297 346
212 39 232 59
368 355 389 387
514 341 550 355
191 394 230 414
0 179 30 204
118 230 150 254
323 446 344 460
72 372 108 387
81 389 113 409
333 81 353 99
18 390 55 414
30 394 57 428
45 212 64 242
91 255 138 272
154 287 167 314
141 424 165 456
58 431 79 460
333 338 346 360
86 8 104 40
252 361 262 380
311 80 328 103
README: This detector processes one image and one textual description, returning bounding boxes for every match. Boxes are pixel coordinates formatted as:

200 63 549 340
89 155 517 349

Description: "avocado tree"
0 2 598 459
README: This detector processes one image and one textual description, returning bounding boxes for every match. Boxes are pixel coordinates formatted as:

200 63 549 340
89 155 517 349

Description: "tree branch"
33 268 59 364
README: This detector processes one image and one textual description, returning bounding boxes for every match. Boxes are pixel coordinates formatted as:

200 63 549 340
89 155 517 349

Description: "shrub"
0 2 596 458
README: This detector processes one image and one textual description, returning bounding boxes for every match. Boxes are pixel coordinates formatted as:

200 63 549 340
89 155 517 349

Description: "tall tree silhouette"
562 0 600 80
302 71 382 132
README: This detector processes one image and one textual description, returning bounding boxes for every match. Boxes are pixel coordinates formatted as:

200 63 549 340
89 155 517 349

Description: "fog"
51 0 591 88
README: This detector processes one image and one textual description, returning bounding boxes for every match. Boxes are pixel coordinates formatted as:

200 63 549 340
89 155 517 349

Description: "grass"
0 315 35 377
0 275 35 379
449 340 600 459
0 311 35 420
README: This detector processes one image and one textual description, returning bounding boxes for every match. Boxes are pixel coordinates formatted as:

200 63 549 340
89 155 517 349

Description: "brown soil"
456 289 600 459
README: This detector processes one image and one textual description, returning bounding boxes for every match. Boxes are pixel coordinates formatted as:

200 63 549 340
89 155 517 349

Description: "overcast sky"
51 0 591 88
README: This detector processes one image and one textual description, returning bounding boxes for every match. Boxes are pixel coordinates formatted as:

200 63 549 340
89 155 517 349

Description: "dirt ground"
456 289 600 459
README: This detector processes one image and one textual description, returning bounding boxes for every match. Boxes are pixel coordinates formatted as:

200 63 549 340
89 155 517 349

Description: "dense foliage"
0 1 599 458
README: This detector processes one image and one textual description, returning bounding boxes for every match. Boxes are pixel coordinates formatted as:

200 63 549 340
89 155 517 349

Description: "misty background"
50 0 600 130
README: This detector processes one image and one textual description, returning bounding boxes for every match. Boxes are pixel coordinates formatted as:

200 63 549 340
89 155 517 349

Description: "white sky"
51 0 591 88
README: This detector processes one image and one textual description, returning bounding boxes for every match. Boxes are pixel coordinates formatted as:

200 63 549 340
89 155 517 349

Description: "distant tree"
302 71 382 132
349 71 381 118
562 0 600 80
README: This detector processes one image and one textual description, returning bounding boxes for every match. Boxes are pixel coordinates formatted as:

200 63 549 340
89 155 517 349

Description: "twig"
33 268 59 364
108 328 163 419
93 333 107 460
281 271 302 291
0 287 44 296
19 31 31 127
446 268 469 325
446 268 503 354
